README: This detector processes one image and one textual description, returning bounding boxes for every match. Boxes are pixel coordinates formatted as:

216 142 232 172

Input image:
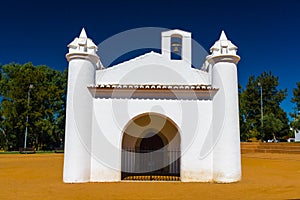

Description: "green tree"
263 113 283 141
291 82 300 131
239 71 288 141
0 63 67 150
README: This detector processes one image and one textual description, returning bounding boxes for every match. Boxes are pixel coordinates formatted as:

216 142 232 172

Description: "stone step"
241 142 300 146
241 148 258 153
123 175 180 181
254 149 300 154
241 142 300 154
257 146 300 150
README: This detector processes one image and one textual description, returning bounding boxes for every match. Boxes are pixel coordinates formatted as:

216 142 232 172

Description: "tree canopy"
0 63 67 150
239 71 289 141
290 82 300 131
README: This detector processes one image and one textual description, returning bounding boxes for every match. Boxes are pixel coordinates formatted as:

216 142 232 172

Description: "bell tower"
207 31 241 183
161 29 192 67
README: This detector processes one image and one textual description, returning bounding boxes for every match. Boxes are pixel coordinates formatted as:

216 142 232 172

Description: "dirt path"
0 153 300 200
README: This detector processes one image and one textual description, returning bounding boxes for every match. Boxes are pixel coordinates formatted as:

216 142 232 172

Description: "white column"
211 61 241 183
63 58 96 182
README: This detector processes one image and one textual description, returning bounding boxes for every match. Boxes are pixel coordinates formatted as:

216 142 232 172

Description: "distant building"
295 130 300 142
63 28 241 183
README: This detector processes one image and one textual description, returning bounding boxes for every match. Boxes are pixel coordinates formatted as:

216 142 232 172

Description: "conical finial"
219 30 228 41
206 30 240 64
79 28 87 38
66 28 101 68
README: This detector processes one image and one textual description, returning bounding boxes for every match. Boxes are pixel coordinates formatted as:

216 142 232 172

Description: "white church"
63 28 241 183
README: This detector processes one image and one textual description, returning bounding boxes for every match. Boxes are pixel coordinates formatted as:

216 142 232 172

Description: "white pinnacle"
219 30 228 41
66 27 100 67
79 28 87 38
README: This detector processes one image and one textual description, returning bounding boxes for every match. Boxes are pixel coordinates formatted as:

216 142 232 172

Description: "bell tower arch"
161 29 192 67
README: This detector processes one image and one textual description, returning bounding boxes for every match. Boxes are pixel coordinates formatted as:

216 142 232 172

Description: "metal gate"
121 148 180 180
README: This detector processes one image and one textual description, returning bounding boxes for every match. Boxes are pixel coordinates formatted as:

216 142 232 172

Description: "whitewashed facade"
63 28 241 183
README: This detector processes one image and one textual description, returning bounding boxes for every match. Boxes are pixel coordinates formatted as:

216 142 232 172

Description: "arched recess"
171 34 182 60
121 112 181 180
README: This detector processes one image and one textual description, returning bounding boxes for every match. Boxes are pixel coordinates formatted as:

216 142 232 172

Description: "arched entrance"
121 113 181 181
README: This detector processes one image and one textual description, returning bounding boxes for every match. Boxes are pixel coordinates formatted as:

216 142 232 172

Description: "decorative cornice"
88 84 218 100
206 54 240 65
66 52 100 65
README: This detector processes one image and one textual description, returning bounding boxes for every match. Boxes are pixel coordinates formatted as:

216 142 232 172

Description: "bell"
171 42 181 53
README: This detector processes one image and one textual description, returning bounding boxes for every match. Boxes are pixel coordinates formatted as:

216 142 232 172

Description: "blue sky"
0 0 299 116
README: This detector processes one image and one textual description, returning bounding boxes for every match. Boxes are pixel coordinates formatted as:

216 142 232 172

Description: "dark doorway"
137 133 166 175
140 133 164 151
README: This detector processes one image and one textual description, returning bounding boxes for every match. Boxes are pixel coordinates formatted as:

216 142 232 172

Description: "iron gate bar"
121 148 180 180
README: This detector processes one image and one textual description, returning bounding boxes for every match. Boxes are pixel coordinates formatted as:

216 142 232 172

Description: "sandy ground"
0 153 300 200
